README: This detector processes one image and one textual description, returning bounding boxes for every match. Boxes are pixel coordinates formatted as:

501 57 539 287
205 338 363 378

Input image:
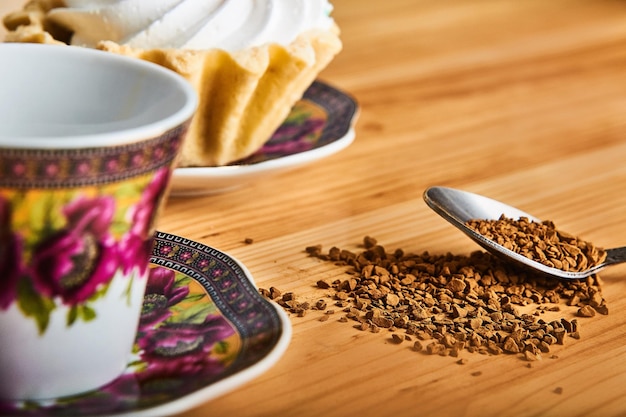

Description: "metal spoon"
423 186 626 280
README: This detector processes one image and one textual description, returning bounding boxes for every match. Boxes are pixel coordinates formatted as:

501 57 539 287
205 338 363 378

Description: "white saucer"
171 81 358 196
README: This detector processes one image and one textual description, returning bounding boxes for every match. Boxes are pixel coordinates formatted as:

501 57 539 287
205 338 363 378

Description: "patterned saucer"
171 81 358 196
0 232 291 417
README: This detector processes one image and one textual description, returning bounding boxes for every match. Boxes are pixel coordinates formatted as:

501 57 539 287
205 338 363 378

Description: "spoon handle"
604 246 626 267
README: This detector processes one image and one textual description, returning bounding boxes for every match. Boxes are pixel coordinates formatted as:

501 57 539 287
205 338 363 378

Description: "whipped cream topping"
48 0 335 51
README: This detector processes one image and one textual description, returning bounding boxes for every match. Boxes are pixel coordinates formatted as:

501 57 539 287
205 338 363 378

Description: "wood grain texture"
3 1 626 416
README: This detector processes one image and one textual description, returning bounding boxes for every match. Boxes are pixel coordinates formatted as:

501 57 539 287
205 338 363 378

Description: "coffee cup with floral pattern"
0 43 197 400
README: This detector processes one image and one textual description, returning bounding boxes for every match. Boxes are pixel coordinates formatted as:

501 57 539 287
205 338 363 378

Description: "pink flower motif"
63 196 115 237
30 196 119 305
106 159 118 172
12 162 26 176
75 161 91 175
136 314 235 381
128 168 170 240
160 245 173 256
180 251 192 261
119 168 171 275
31 235 119 304
118 233 153 276
45 163 59 177
131 152 144 166
153 147 165 160
139 267 189 331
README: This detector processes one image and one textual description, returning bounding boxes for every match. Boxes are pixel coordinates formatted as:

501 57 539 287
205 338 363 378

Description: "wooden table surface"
3 1 626 416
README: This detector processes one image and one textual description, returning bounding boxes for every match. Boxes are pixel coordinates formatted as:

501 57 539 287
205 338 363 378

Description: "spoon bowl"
423 186 626 280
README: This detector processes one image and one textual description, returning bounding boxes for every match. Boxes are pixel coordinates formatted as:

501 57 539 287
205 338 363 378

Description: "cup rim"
0 43 198 148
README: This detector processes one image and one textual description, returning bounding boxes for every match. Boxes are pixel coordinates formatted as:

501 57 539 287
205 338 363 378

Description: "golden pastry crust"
3 1 342 167
3 0 66 44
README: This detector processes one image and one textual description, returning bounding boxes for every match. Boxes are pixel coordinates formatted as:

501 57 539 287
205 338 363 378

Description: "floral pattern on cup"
0 167 171 334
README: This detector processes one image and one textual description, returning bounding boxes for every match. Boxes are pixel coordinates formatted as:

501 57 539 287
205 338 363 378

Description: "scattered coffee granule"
305 245 323 257
577 305 596 317
304 237 608 361
316 279 331 289
259 288 314 316
465 215 607 272
244 237 254 244
554 387 564 395
357 322 370 331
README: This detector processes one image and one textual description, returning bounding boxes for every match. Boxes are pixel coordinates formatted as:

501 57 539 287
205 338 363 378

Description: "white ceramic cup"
0 43 197 400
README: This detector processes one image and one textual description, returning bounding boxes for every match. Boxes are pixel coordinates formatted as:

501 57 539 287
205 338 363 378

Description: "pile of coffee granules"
465 215 607 272
261 236 609 362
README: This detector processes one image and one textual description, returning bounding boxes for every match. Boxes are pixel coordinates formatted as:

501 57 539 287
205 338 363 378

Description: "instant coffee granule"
465 215 607 272
262 236 609 362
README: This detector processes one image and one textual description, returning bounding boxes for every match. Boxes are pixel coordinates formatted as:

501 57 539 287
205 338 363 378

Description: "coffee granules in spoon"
465 215 607 272
261 236 609 362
